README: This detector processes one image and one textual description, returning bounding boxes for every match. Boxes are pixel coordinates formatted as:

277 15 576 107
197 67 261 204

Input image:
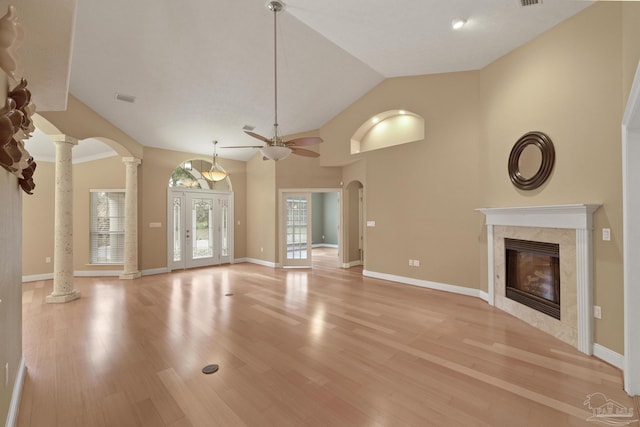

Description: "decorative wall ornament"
0 6 36 194
0 78 37 193
0 5 23 81
508 131 555 191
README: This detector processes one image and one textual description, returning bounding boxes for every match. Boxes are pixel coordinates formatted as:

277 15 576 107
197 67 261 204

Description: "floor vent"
520 0 542 6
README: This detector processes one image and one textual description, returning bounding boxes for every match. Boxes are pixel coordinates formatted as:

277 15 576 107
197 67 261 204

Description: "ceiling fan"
224 1 322 161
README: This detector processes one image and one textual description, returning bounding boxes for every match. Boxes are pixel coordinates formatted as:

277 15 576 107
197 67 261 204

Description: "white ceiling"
26 0 593 162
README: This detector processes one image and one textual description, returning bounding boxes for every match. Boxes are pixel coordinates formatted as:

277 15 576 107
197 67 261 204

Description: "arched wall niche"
351 109 424 155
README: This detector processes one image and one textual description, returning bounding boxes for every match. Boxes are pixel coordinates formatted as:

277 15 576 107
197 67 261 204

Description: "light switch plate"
366 221 376 227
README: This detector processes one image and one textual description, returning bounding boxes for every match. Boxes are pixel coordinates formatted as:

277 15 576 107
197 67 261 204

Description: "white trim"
141 268 169 276
477 204 600 229
246 258 278 268
363 270 488 300
6 357 26 427
74 270 122 277
312 243 339 248
486 224 495 306
22 273 53 282
593 343 624 370
342 260 363 268
477 204 600 355
232 257 248 264
622 60 640 395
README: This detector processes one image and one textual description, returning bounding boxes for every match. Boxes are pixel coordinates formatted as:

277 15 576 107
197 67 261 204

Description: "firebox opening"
505 238 560 320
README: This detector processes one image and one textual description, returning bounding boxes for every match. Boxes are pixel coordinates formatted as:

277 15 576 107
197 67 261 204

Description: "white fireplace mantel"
477 204 601 229
477 204 601 355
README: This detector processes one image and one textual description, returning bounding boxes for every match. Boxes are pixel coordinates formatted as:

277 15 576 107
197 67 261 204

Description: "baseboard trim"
593 343 624 370
6 357 26 427
363 270 488 301
312 244 339 248
21 273 53 283
75 270 122 277
342 260 362 268
245 258 278 268
141 268 169 276
233 257 248 264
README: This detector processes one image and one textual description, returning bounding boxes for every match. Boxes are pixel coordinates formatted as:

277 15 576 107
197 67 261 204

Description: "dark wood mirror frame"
508 131 555 190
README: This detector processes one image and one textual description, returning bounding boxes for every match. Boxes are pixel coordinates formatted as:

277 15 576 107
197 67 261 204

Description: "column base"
45 289 81 304
119 271 142 280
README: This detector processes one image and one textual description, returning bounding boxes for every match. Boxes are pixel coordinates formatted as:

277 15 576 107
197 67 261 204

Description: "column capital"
122 156 142 166
51 134 79 145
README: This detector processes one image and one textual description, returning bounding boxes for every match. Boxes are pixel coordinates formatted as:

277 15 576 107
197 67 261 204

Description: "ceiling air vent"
520 0 542 6
242 124 255 131
115 93 136 103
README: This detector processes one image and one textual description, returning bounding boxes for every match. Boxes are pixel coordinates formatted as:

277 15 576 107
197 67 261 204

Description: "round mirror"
508 131 555 190
517 144 543 179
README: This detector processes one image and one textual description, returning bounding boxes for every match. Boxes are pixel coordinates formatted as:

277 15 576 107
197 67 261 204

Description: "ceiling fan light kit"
223 0 323 161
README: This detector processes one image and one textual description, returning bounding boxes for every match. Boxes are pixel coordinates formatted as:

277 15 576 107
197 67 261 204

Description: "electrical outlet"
260 247 264 253
409 259 414 266
602 228 611 241
414 260 420 267
45 257 51 263
594 305 602 319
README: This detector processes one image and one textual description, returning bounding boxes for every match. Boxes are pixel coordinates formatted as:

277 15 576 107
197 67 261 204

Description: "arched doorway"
167 159 234 270
345 180 364 268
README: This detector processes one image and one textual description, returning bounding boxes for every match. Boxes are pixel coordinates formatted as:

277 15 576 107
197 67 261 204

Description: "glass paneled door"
281 192 312 268
168 189 233 270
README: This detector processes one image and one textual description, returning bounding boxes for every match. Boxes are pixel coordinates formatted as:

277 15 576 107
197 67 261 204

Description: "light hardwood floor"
18 262 634 426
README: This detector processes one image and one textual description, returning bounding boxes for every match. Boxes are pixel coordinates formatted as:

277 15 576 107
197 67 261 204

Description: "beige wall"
22 147 247 275
22 161 55 275
0 168 22 425
480 2 626 353
246 153 277 262
321 71 484 288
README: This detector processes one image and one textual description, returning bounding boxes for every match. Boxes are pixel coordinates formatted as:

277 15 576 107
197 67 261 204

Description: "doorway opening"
167 160 234 271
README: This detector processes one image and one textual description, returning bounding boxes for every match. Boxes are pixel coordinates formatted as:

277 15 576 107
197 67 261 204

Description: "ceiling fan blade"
285 137 323 146
219 145 264 149
244 131 272 143
290 147 320 158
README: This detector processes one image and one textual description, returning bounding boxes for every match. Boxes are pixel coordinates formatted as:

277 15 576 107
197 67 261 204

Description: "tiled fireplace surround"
478 205 600 355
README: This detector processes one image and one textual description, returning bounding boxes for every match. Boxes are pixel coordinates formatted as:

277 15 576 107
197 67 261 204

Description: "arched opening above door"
169 159 232 191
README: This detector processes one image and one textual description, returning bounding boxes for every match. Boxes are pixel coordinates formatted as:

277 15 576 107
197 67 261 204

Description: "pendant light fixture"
201 140 228 182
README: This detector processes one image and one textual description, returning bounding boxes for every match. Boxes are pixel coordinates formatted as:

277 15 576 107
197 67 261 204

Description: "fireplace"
505 238 560 320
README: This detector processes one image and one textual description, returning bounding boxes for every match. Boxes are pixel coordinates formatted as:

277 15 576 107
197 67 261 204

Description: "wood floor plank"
17 255 635 426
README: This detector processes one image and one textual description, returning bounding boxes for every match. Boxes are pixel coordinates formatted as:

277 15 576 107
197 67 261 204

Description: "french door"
280 192 312 268
168 189 233 270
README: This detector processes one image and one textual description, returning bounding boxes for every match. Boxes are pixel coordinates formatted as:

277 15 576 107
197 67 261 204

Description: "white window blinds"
90 190 125 264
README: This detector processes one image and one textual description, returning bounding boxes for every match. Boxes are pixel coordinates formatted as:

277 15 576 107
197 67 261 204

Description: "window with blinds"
90 190 125 264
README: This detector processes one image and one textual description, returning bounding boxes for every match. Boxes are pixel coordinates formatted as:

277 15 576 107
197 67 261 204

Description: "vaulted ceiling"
19 0 592 162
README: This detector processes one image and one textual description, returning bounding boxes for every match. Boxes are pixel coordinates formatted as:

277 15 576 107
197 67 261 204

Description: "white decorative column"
46 135 80 303
120 157 142 279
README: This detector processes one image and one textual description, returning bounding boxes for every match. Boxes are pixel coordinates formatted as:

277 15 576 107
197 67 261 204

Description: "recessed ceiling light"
399 110 406 115
452 19 466 30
